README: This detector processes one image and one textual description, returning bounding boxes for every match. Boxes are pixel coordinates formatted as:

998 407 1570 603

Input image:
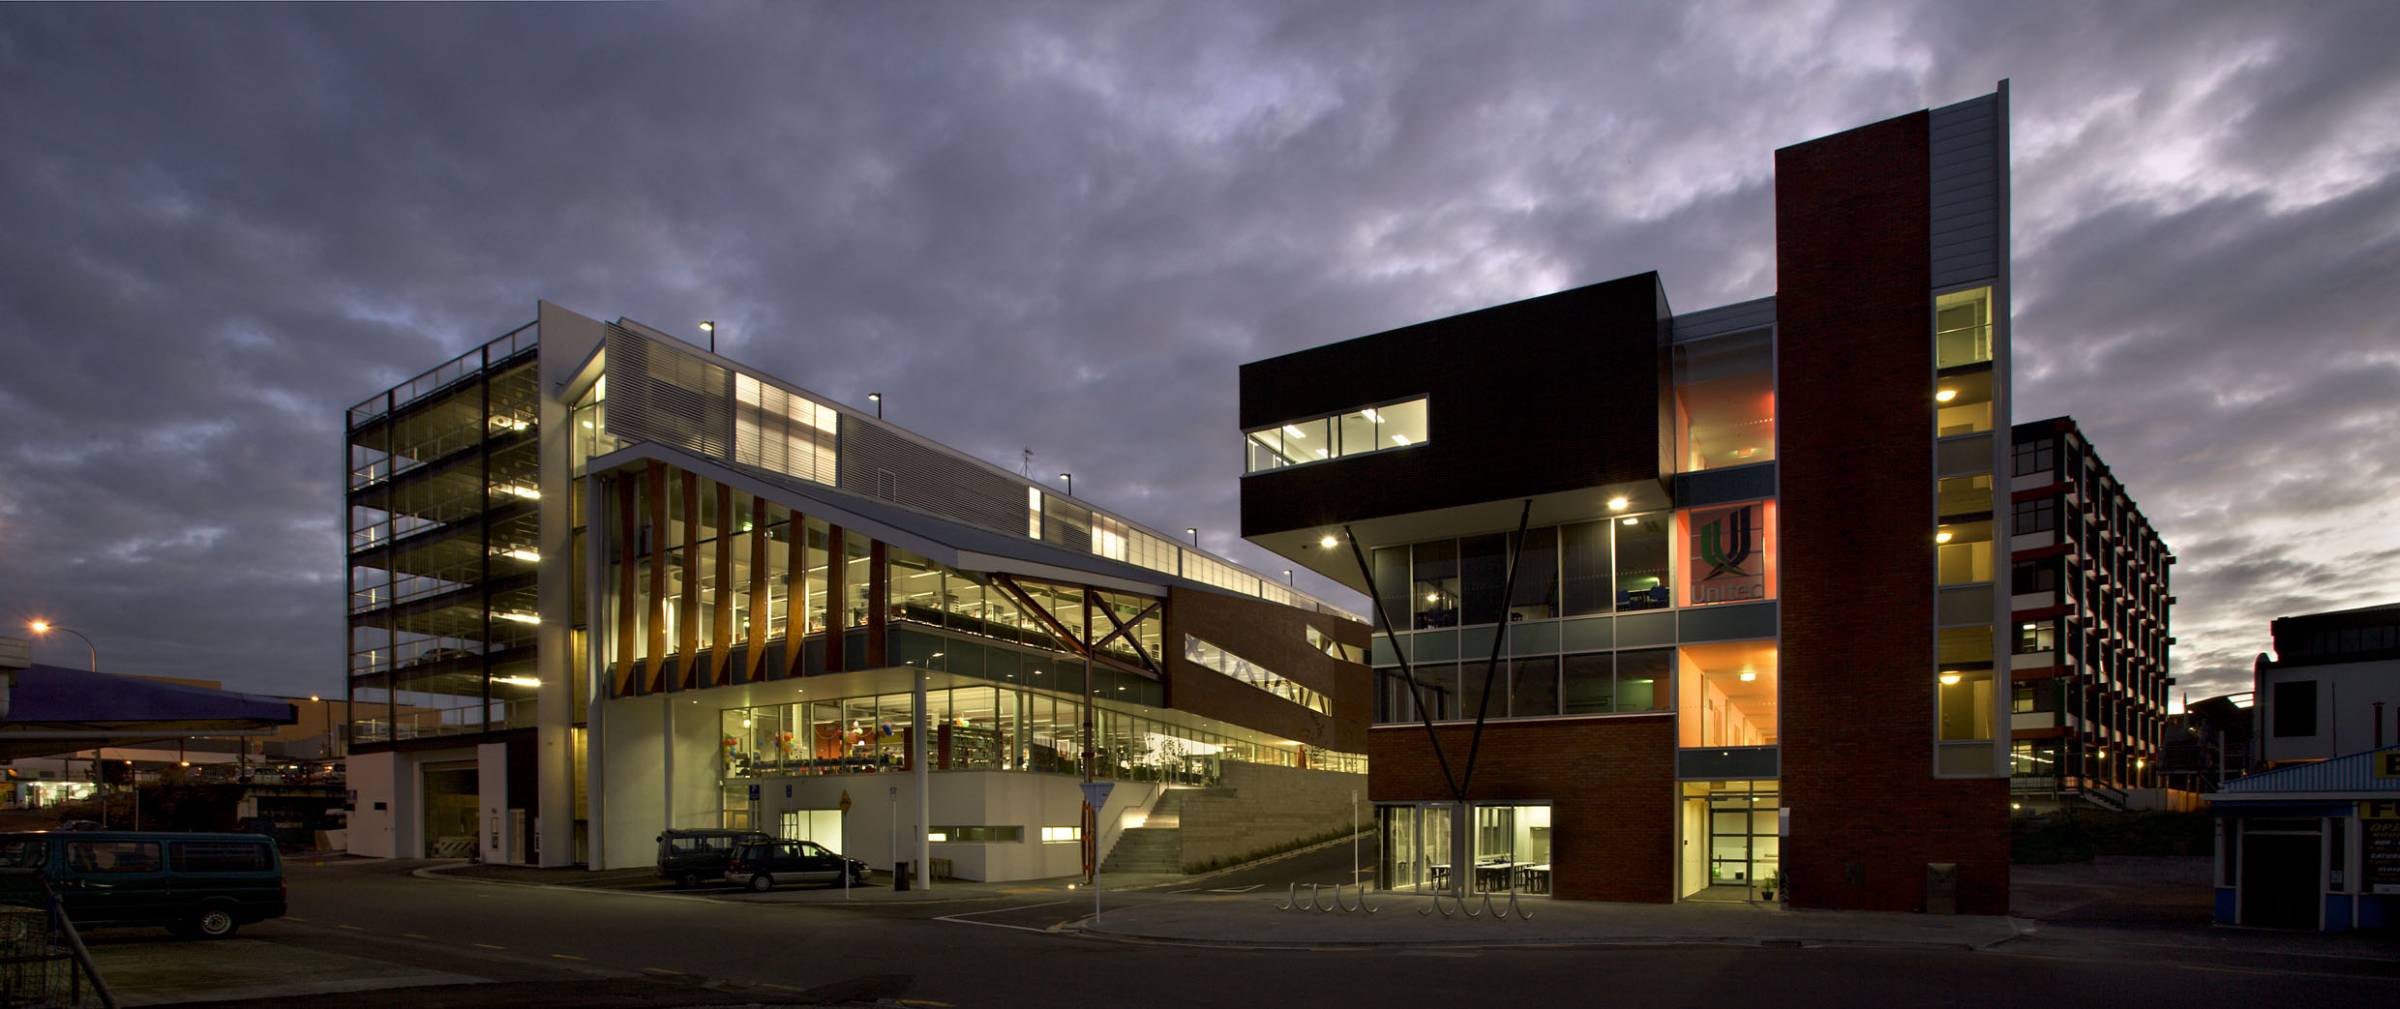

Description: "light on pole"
26 620 96 671
699 320 716 354
1284 569 1294 586
1058 472 1072 497
868 392 882 419
1185 528 1198 547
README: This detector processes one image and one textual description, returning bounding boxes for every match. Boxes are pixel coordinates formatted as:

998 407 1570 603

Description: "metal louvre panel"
604 325 731 458
836 421 1026 533
1930 94 2001 289
1671 296 1776 344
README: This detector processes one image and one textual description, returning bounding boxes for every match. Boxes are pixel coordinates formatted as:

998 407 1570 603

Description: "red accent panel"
1774 110 2008 915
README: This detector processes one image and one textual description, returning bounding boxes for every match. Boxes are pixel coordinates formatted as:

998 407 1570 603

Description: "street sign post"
1079 781 1115 925
839 790 854 900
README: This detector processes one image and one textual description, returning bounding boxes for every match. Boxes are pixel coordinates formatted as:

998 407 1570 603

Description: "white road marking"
934 901 1068 933
1206 884 1263 894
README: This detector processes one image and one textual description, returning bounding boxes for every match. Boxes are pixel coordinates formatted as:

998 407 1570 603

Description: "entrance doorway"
1680 779 1779 903
422 760 478 859
2238 820 2321 929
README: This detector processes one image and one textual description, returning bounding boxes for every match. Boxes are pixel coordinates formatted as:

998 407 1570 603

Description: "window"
2013 497 2057 534
2011 559 2057 595
1562 653 1614 714
1372 547 1410 633
2272 680 2317 737
1026 487 1043 538
929 826 1023 843
1682 502 1775 606
1672 329 1775 472
1413 539 1460 629
1041 826 1082 843
2014 620 2057 655
1511 528 1560 621
1614 648 1673 712
1615 515 1671 611
1937 667 1995 741
0 839 48 869
733 374 838 485
66 840 161 874
1936 520 1994 586
1508 657 1560 717
1560 521 1614 616
1184 634 1332 715
171 841 273 873
2013 437 2056 478
1459 535 1507 626
1935 287 1993 369
1242 398 1428 474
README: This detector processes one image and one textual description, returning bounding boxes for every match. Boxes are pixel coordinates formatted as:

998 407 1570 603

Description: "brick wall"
1176 763 1369 871
1775 110 2010 914
1369 716 1676 902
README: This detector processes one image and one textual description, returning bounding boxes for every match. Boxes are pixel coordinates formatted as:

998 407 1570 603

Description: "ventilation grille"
604 325 731 459
836 421 1026 533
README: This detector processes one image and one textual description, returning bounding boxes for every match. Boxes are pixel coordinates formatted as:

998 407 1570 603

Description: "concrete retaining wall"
1176 763 1368 872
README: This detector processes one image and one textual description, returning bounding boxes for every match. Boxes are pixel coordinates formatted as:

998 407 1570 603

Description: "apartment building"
2004 416 2175 809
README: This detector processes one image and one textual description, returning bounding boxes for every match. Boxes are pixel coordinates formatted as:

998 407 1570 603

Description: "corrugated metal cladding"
604 325 731 458
1671 296 1776 344
1930 94 2003 289
834 420 1027 536
2222 746 2400 794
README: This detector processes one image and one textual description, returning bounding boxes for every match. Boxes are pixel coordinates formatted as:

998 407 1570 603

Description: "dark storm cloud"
0 1 2393 701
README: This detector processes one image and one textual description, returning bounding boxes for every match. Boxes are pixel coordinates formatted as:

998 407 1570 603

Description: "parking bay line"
934 901 1068 933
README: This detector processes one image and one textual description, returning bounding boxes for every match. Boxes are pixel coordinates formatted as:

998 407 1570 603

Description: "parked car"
655 828 769 887
725 838 868 892
0 831 284 939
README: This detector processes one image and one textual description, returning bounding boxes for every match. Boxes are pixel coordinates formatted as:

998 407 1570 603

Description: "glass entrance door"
1682 779 1780 902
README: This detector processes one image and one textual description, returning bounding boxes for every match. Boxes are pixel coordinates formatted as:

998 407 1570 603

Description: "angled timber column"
824 525 846 673
866 539 888 668
781 509 807 679
677 471 702 690
746 500 768 683
645 461 669 693
712 483 734 687
615 476 639 696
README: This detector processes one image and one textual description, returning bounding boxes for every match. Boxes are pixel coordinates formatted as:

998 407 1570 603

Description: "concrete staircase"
1102 787 1216 875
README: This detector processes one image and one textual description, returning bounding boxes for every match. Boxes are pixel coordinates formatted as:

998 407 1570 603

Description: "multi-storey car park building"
343 308 1371 878
1240 86 2045 913
2003 416 2175 810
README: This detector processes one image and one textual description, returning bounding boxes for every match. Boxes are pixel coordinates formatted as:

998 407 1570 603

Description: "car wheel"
746 873 774 892
193 908 239 940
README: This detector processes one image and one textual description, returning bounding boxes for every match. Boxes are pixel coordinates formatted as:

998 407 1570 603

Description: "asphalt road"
108 856 2400 1009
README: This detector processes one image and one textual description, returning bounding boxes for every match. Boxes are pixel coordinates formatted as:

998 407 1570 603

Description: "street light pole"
1059 473 1072 498
1185 528 1198 547
699 320 716 354
26 621 96 671
868 393 882 419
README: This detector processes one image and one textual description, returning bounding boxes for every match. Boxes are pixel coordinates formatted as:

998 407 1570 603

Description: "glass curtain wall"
345 325 541 746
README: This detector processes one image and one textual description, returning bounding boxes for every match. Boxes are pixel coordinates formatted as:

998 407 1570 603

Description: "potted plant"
1760 870 1782 902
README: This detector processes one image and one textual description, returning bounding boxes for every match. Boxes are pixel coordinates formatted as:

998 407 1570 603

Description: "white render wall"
2257 658 2400 763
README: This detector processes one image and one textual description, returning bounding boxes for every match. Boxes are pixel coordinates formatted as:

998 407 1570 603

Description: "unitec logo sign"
1688 503 1766 605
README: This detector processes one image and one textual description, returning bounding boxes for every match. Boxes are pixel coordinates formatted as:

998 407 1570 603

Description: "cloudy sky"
1 1 2394 703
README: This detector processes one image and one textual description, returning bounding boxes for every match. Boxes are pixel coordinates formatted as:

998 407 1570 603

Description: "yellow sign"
2364 799 2400 821
838 789 854 814
2375 750 2400 780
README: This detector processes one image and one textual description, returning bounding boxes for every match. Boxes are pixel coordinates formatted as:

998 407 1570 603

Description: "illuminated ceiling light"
1362 408 1383 423
1935 529 1954 544
1312 448 1328 459
493 675 542 688
1606 497 1629 511
496 484 541 500
1282 424 1309 440
497 548 540 563
2021 622 2037 631
1935 388 1959 403
1318 534 1338 549
1738 670 1757 683
497 612 541 625
580 420 594 429
1390 434 1412 446
1938 671 1962 686
1424 592 1440 604
1621 517 1638 526
308 694 321 702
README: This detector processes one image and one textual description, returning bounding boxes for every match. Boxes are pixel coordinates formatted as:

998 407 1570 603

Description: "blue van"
0 831 286 939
